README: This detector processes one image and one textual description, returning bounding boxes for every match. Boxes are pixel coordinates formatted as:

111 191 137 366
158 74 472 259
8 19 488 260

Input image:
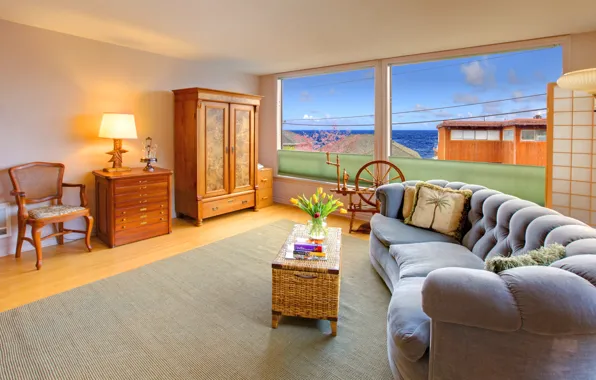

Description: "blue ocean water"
290 130 438 159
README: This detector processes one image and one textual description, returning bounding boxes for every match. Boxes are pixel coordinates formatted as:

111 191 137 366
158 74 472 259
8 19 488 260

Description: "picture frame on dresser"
93 167 173 247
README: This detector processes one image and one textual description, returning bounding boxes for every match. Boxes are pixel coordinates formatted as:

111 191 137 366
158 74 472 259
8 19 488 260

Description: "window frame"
273 35 569 177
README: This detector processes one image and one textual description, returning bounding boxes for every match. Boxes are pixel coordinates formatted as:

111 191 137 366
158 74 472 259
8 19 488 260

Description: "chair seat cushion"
390 242 484 279
371 214 458 247
28 205 86 219
388 277 430 362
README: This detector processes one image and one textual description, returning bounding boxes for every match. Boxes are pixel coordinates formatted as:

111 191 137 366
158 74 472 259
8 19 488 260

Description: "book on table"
285 238 328 260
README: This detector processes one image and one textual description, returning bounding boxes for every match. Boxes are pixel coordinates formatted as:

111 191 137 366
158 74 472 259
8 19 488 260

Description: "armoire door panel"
230 104 255 193
199 101 229 198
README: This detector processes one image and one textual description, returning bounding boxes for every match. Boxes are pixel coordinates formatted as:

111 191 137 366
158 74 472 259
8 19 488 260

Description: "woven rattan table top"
272 224 342 274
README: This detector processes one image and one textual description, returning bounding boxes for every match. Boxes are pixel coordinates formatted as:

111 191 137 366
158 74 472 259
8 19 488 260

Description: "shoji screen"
547 83 596 225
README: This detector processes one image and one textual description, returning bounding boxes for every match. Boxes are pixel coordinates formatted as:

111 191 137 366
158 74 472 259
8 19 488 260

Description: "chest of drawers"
256 168 273 209
93 168 173 247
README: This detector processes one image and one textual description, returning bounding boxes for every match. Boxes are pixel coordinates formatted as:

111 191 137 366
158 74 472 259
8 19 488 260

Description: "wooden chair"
8 162 93 270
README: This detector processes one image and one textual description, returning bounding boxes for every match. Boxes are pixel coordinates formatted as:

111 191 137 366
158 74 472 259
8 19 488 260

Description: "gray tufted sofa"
370 180 596 380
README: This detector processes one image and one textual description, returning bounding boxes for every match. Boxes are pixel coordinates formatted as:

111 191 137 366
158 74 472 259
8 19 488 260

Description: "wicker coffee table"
271 224 342 336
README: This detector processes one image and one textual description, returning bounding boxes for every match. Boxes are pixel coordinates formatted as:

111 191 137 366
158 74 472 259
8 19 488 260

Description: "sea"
291 130 438 159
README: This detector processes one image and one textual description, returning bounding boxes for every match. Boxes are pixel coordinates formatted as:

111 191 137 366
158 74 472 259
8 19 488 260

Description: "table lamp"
557 68 596 99
99 113 138 172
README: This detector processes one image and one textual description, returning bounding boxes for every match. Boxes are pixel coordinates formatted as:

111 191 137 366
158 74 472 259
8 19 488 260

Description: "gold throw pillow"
405 182 472 239
402 186 416 219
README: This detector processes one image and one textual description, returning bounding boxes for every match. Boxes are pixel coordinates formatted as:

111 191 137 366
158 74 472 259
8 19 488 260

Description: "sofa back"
400 180 596 261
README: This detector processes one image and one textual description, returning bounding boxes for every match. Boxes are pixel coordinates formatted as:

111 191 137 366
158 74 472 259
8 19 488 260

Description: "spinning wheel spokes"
354 160 406 207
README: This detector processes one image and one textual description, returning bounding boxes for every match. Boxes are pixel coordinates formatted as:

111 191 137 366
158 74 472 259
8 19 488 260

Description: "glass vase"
307 217 328 241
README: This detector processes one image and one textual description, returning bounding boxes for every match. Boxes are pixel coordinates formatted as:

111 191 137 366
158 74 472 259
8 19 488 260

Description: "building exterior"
436 117 547 166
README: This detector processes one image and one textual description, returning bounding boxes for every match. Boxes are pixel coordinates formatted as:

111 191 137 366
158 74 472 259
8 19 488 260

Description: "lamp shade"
556 68 596 95
99 113 138 139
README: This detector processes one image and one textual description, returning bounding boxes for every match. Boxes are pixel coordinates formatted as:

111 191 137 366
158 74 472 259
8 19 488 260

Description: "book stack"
290 238 327 260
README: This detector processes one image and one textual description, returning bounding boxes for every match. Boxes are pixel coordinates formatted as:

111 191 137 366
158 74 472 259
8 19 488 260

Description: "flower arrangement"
290 187 347 239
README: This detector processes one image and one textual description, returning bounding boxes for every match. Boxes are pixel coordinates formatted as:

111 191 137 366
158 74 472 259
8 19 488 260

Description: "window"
503 129 514 141
280 67 374 154
521 129 547 142
390 46 562 166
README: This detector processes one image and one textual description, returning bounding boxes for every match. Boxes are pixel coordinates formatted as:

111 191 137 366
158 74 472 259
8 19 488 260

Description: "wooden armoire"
172 88 262 226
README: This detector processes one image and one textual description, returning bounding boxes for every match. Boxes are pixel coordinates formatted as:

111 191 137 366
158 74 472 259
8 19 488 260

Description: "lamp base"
103 166 132 173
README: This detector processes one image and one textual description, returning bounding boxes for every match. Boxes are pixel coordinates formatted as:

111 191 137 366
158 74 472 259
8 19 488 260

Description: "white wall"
0 20 258 256
259 31 596 210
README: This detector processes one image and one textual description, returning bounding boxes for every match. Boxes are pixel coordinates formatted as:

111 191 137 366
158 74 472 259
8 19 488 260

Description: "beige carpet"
0 220 392 380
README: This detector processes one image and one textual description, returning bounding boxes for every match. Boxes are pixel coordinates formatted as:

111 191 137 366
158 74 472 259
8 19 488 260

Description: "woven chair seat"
28 205 86 220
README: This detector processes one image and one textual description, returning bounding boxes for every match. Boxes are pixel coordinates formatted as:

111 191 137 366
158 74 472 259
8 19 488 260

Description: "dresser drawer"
115 202 169 217
256 188 273 208
116 213 169 231
114 221 170 246
202 193 255 219
115 209 168 227
115 192 168 208
115 175 169 188
115 181 168 195
257 168 272 189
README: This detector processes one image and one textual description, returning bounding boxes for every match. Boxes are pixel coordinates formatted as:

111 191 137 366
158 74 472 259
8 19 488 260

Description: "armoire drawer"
257 168 273 189
256 188 273 209
202 193 255 219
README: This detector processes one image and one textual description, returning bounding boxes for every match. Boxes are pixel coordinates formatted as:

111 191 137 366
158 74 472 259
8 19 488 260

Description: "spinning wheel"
354 160 405 207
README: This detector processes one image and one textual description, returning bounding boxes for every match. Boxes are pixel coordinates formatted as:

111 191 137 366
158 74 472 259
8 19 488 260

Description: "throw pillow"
404 182 472 240
485 243 566 273
401 185 416 219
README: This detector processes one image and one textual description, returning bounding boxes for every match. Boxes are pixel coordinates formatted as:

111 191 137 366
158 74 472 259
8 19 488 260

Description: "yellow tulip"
317 187 323 195
313 194 319 203
322 192 327 199
290 198 299 205
340 208 348 214
336 201 344 207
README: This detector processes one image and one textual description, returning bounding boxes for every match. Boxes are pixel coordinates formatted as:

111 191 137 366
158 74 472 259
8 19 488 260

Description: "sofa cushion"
390 242 484 279
371 214 458 247
405 182 473 240
387 277 430 362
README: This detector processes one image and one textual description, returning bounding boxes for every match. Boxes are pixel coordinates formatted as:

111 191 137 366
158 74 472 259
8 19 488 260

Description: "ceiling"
1 0 595 75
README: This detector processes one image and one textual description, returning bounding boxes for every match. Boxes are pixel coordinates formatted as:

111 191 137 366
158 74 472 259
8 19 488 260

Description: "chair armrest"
62 183 88 207
10 190 26 197
422 266 596 335
375 183 405 219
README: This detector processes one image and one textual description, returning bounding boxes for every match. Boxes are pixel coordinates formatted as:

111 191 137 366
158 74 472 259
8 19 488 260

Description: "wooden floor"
0 204 368 313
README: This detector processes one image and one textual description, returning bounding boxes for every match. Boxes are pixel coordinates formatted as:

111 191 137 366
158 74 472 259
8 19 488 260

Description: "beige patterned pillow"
401 186 416 219
405 182 472 239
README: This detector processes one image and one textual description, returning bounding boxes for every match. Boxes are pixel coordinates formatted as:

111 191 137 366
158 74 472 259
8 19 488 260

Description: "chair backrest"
9 162 65 204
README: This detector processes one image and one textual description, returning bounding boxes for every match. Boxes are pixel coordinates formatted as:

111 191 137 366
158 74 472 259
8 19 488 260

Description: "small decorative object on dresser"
172 87 262 226
98 113 138 172
93 168 172 248
140 137 158 172
256 167 273 209
272 224 342 336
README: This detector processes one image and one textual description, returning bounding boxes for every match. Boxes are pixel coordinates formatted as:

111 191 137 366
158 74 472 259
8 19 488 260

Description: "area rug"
0 220 392 380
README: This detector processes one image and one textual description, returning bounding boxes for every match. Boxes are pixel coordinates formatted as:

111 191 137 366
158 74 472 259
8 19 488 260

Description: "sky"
282 46 562 131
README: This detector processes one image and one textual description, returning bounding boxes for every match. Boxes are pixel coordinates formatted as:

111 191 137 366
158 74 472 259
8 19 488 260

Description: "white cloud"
303 114 315 119
461 61 485 86
453 93 480 104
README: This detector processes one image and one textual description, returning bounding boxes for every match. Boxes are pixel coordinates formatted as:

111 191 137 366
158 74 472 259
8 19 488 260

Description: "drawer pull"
160 211 165 215
242 200 248 204
261 196 269 200
121 226 126 229
139 200 148 204
261 178 268 182
160 218 164 221
140 208 147 212
228 199 234 203
140 215 147 219
140 186 147 190
139 193 148 197
121 218 127 222
121 211 127 215
212 207 219 211
160 204 165 208
294 273 317 279
139 180 148 184
140 221 147 225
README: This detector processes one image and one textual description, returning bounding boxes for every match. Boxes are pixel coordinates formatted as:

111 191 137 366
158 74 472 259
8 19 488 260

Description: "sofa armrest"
422 266 596 335
375 183 405 219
